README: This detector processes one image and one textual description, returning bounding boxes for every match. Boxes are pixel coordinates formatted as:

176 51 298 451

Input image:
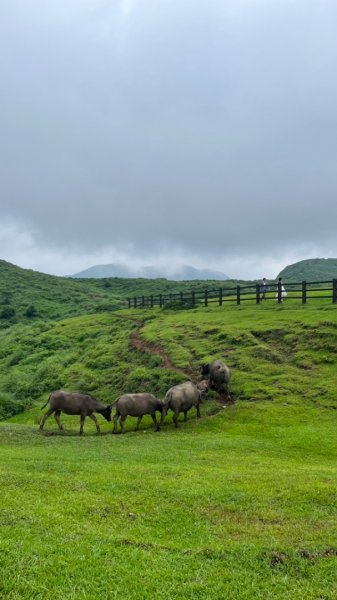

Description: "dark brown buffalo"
160 380 209 427
40 391 112 435
112 393 163 434
201 360 231 396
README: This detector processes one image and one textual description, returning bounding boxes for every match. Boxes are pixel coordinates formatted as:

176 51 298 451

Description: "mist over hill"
278 258 337 281
71 263 230 280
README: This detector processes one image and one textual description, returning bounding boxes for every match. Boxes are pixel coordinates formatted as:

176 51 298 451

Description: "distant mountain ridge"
71 263 230 281
278 258 337 281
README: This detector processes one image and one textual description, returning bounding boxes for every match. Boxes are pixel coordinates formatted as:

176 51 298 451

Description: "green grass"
1 299 337 598
0 260 126 325
1 403 337 599
0 313 193 420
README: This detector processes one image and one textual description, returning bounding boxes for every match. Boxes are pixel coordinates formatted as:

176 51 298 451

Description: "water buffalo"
201 360 231 396
160 379 209 427
112 393 163 434
40 391 112 435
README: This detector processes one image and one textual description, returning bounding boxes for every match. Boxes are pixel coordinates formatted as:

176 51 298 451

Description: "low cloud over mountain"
71 263 230 281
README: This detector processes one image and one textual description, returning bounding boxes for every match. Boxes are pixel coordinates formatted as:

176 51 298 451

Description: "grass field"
1 300 337 598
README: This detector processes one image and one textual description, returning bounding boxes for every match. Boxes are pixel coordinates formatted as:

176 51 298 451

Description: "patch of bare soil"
129 320 233 407
129 320 194 379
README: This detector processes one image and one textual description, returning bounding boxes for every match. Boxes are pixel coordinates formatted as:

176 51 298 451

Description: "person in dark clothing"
261 277 269 300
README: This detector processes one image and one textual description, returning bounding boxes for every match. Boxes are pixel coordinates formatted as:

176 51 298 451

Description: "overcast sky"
1 0 337 279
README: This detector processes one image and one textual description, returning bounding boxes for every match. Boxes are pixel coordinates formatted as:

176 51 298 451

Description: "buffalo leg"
196 405 201 418
40 408 54 431
79 414 86 435
160 408 167 427
184 411 188 422
54 410 63 431
151 413 160 431
112 411 120 433
134 416 142 431
119 415 127 434
173 410 180 428
89 413 100 434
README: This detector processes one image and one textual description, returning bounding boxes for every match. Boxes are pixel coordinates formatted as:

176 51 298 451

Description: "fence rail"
127 279 337 309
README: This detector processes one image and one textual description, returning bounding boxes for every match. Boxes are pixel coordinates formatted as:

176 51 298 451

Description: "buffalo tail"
40 393 52 410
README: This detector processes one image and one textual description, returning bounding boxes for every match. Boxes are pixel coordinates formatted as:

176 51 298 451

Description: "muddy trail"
130 320 195 379
129 320 233 405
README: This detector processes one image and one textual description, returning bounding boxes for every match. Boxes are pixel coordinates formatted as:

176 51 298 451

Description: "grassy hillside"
0 260 125 325
278 257 337 281
2 401 337 599
0 259 243 327
72 274 244 299
1 300 337 598
0 313 196 420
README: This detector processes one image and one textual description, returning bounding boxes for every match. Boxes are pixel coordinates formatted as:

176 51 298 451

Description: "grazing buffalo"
161 380 209 427
201 360 231 396
40 391 112 435
112 393 163 434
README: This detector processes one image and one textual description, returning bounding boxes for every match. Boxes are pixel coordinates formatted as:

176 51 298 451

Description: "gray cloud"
1 0 337 277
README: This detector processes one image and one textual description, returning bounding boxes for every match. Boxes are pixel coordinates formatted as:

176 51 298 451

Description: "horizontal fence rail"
127 279 337 309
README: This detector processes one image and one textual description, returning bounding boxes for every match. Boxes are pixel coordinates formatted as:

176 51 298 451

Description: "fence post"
133 297 137 308
204 290 208 307
180 292 184 302
302 281 307 304
142 296 145 307
191 291 195 306
127 298 131 309
150 295 153 308
277 280 282 304
236 285 241 305
256 284 260 304
219 288 223 306
159 294 163 308
333 279 337 304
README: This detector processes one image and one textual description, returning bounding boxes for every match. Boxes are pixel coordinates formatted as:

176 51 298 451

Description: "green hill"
278 258 337 281
0 259 244 327
1 264 337 598
1 300 337 598
0 259 125 325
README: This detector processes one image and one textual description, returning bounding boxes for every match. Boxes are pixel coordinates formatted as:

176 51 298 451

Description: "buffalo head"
102 406 112 422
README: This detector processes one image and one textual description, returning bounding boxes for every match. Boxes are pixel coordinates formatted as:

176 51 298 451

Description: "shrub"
25 305 38 318
162 299 195 311
0 391 25 420
0 292 12 305
0 306 16 319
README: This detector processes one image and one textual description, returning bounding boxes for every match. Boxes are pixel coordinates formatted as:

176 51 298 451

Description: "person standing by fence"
261 278 269 300
275 277 287 302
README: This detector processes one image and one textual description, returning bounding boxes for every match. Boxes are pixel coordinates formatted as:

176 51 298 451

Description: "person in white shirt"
276 277 287 301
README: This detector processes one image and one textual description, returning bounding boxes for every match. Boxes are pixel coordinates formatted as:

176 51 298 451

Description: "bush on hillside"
0 292 12 305
162 299 195 311
95 302 119 312
30 358 65 396
25 304 38 318
0 306 16 320
0 392 25 420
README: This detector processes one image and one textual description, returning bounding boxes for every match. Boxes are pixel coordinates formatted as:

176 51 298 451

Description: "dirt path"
129 320 195 379
129 320 233 406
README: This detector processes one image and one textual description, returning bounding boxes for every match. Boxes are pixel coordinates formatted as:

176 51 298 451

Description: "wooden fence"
127 279 337 309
